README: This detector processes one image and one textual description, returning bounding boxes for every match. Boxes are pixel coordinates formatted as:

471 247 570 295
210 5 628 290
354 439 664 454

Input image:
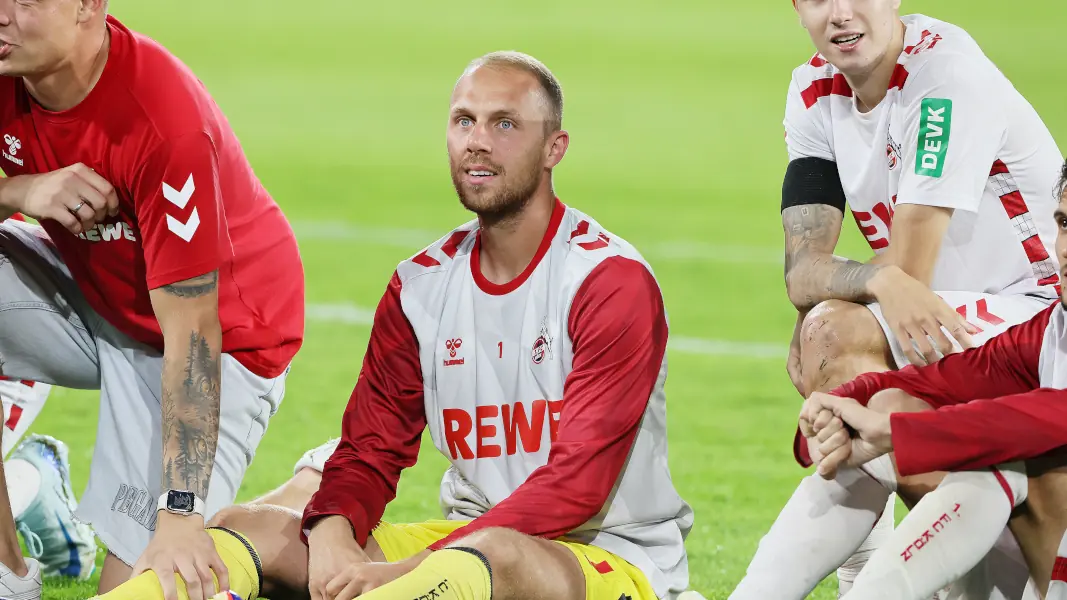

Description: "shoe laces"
16 521 43 559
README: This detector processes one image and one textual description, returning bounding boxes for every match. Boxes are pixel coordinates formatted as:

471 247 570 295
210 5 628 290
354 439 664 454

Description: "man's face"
447 65 556 220
0 0 84 77
1056 192 1067 308
795 0 901 77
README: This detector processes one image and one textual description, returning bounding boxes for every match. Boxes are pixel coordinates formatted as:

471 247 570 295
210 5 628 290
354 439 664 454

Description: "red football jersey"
0 16 303 378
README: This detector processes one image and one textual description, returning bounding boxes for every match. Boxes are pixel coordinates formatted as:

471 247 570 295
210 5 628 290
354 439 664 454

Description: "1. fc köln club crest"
531 318 554 365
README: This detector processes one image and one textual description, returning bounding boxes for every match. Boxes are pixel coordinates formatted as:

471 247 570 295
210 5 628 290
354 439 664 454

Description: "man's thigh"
0 220 100 388
76 336 289 565
373 521 657 600
866 291 1051 368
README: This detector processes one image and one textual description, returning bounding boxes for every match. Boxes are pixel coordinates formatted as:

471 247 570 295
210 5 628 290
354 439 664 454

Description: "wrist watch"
157 490 205 517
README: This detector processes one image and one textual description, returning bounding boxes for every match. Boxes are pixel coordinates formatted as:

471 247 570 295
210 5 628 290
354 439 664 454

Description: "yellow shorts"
371 520 658 600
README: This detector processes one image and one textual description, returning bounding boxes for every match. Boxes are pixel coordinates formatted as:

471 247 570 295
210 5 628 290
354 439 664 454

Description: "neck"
477 186 556 285
24 24 109 112
844 19 905 113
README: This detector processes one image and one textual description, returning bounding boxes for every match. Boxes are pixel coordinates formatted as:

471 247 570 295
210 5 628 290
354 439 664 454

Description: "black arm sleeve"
782 157 846 213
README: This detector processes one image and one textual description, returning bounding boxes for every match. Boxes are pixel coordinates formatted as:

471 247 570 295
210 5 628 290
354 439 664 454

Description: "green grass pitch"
25 0 1067 597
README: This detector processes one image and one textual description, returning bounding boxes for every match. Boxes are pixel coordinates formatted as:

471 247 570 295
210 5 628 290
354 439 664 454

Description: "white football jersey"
394 201 694 598
785 14 1063 297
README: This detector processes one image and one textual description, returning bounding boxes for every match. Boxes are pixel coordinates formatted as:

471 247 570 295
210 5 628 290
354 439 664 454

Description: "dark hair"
1058 158 1067 200
465 51 564 133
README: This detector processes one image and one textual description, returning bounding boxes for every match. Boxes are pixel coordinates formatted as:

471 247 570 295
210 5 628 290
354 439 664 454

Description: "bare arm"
783 203 954 310
782 204 882 310
148 270 223 500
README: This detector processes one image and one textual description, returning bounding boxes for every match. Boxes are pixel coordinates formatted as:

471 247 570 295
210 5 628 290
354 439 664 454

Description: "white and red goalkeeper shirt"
302 200 694 598
786 14 1062 297
824 303 1067 476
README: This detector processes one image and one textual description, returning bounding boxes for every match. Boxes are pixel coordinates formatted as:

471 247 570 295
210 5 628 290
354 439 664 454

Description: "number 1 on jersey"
498 341 503 358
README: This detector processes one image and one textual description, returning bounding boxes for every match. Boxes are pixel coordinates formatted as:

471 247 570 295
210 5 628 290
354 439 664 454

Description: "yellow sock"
360 548 492 600
93 528 262 600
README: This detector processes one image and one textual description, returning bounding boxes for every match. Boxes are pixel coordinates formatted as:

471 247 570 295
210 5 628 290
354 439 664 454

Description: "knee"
800 300 882 360
868 389 932 414
207 504 257 531
450 527 524 574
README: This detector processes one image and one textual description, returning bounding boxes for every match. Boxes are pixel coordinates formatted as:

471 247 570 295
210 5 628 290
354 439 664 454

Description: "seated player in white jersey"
797 161 1067 598
732 0 1064 599
95 51 694 600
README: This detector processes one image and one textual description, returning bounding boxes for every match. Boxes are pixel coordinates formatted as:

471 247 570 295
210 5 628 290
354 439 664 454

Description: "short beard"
452 162 541 229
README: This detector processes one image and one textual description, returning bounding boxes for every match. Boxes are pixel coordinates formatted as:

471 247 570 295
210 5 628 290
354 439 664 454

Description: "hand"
131 512 228 600
1 163 119 235
805 393 894 479
307 515 371 600
869 266 978 366
324 552 430 600
787 312 806 396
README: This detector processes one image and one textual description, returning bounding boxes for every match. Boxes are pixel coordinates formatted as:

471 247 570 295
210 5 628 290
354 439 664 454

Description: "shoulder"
555 205 660 296
897 15 999 101
394 219 479 284
787 53 848 111
107 17 227 141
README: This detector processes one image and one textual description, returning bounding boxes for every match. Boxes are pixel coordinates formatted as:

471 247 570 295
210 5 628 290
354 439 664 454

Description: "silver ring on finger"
69 200 86 215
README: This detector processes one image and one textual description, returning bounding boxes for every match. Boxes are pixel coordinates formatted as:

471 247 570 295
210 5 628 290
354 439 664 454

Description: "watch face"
168 491 195 512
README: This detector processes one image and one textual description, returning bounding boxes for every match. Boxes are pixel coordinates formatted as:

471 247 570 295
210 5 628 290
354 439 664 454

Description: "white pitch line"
292 221 783 265
307 302 787 360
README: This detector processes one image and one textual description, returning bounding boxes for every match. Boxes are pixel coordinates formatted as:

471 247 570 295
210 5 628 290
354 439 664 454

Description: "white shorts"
0 378 51 457
0 220 289 564
866 291 1054 368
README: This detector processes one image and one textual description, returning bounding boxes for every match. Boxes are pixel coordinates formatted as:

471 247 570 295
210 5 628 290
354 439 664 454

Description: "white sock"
3 458 40 520
846 463 1027 600
1045 528 1067 600
729 467 891 600
838 494 896 597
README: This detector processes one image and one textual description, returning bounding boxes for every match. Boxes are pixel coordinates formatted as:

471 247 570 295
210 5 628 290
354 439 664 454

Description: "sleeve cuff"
893 193 980 214
300 501 374 547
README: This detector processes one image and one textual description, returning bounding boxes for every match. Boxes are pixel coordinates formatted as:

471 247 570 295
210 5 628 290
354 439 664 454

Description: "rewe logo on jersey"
916 98 952 178
77 221 138 243
2 134 22 166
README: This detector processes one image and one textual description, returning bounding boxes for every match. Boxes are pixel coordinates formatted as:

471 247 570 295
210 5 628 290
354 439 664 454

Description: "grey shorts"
0 220 288 565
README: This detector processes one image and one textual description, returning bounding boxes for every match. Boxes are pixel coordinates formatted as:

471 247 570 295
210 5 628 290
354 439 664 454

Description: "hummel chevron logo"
162 174 196 209
162 174 198 241
166 209 200 243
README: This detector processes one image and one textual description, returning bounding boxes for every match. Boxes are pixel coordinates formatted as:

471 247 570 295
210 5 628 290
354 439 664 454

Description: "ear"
544 130 569 169
77 0 107 24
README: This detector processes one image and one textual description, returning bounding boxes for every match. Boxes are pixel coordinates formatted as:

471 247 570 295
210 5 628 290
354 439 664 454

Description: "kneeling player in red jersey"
98 51 694 600
799 161 1067 599
0 2 305 599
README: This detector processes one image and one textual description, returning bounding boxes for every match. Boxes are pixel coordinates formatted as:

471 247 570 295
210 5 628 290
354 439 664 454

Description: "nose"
465 121 492 155
828 0 853 26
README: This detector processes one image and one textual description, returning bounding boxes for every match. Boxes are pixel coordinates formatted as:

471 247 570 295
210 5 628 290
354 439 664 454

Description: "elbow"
784 269 808 309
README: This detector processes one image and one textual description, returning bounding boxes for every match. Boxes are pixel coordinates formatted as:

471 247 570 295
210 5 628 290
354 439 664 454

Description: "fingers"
817 441 851 480
325 570 351 599
924 318 958 358
70 163 119 217
155 565 179 600
213 555 230 596
195 560 217 600
336 577 365 600
813 409 834 434
176 559 205 600
815 416 843 444
130 556 149 579
817 424 850 457
50 205 83 235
